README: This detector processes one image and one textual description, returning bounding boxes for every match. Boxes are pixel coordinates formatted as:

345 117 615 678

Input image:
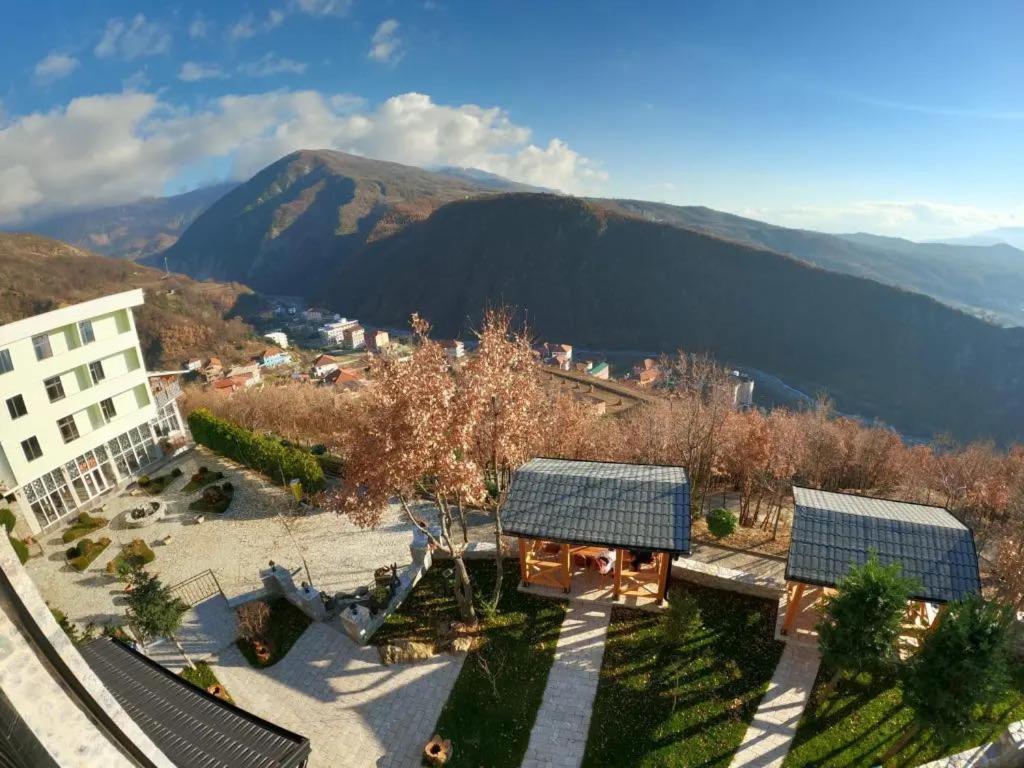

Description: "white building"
319 318 360 346
730 370 755 410
0 290 188 536
263 331 289 349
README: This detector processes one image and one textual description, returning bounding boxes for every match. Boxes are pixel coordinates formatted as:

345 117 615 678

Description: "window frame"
79 320 96 345
44 375 66 403
89 360 105 384
6 394 27 420
99 397 116 421
32 334 53 361
21 436 43 462
0 348 12 375
57 415 80 444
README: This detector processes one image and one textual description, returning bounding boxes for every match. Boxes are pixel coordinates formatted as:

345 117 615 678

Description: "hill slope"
23 183 236 261
327 194 1024 443
0 233 260 368
155 150 532 294
601 200 1024 326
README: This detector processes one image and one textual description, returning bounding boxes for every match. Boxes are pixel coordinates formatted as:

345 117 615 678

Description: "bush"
189 484 234 514
0 508 16 534
105 539 156 575
188 409 325 491
61 512 107 543
9 536 29 564
707 507 738 539
171 467 183 478
180 662 233 703
67 537 111 571
138 474 151 486
236 600 271 643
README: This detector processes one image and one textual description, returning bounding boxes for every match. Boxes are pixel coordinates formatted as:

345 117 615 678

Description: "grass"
104 539 156 575
182 468 225 494
237 597 312 668
188 483 234 514
67 537 111 571
783 661 1024 768
61 512 107 543
376 559 567 767
581 583 785 768
180 662 234 704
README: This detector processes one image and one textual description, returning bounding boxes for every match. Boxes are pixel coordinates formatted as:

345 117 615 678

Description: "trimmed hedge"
187 409 325 492
9 537 29 564
0 508 15 534
67 537 111 571
62 512 108 543
105 539 155 575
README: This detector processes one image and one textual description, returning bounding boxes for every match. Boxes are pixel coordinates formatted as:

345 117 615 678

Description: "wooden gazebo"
782 487 981 637
502 458 691 606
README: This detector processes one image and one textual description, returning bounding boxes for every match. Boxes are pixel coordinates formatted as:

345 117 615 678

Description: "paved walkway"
213 622 464 768
147 594 237 672
521 603 611 768
730 642 821 768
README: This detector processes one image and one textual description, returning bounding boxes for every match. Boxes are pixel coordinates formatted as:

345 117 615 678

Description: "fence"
169 569 224 607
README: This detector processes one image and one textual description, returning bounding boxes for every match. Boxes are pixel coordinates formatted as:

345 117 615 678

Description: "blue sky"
1 0 1021 238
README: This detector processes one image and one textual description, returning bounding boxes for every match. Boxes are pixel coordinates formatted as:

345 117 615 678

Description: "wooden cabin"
502 458 691 607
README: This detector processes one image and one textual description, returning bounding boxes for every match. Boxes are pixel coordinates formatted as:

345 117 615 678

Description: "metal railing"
168 569 224 607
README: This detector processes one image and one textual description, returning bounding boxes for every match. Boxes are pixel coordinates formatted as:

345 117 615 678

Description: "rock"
450 635 478 654
379 639 435 665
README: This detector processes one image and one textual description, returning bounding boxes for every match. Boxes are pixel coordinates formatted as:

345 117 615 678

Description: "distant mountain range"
938 227 1024 251
22 183 237 261
9 149 1024 442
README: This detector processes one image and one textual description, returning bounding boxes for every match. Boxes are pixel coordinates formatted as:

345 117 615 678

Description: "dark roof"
79 638 310 768
788 487 981 603
502 458 690 553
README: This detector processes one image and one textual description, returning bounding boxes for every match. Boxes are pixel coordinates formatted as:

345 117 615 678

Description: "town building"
254 348 292 368
264 331 289 349
730 370 755 410
200 357 223 382
540 343 573 370
369 329 390 351
442 340 465 360
184 358 203 372
633 358 661 388
311 354 339 378
589 361 610 380
0 290 190 536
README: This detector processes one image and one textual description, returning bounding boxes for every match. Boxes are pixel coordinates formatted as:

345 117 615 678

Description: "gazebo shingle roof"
788 487 981 603
502 458 690 553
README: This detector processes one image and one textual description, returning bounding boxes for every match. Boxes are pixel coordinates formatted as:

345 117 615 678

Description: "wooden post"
782 582 806 636
613 548 624 600
656 552 671 606
560 543 571 593
517 538 529 586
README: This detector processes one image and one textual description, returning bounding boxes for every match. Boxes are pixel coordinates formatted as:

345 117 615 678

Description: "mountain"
153 150 521 294
24 183 236 261
600 201 1024 326
941 227 1024 251
0 233 261 368
326 193 1024 444
433 166 552 193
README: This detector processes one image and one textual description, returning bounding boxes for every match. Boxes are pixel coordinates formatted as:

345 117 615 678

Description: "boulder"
379 639 435 665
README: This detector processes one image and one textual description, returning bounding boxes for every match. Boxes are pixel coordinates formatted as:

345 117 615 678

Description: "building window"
5 395 27 420
100 398 116 421
44 376 65 403
79 320 95 344
89 360 105 384
32 335 52 361
21 437 42 462
0 349 12 374
57 416 80 444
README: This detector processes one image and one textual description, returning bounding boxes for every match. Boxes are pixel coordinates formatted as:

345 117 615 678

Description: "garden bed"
188 482 234 514
582 584 785 768
180 662 234 704
236 597 312 668
104 539 156 575
376 560 567 768
67 537 111 571
61 511 107 543
182 467 225 494
138 471 177 495
783 661 1024 768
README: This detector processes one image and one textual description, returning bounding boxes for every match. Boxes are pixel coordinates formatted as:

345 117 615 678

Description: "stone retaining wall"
671 558 786 600
917 721 1024 768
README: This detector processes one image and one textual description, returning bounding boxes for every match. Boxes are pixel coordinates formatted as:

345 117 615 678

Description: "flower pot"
423 735 452 765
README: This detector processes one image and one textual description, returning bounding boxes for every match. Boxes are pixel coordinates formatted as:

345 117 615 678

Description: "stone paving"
212 622 464 768
25 448 425 628
146 594 238 671
729 642 822 768
521 603 611 768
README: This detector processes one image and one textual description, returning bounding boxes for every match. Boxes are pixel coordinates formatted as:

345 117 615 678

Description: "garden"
105 538 156 575
582 584 785 768
375 559 566 768
235 597 312 668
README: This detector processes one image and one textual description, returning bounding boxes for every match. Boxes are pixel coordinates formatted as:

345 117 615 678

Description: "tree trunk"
171 634 196 669
452 555 477 624
490 505 504 610
880 722 919 764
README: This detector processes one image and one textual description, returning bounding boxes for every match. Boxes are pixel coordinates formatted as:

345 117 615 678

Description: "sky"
0 0 1022 239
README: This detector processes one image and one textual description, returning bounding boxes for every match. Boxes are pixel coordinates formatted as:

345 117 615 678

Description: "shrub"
171 467 183 478
9 537 29 564
236 600 271 643
68 537 112 571
105 539 156 575
138 475 151 486
61 512 107 543
189 484 234 514
0 508 16 534
707 507 738 539
188 409 325 491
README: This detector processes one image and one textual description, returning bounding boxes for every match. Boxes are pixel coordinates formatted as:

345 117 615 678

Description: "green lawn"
376 559 567 768
784 661 1024 768
582 584 785 768
180 661 234 704
237 597 311 668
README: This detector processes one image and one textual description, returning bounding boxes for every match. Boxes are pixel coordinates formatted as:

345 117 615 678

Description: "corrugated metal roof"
788 487 981 603
502 458 690 553
79 639 310 768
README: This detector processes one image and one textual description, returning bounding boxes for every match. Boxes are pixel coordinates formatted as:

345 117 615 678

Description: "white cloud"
34 53 80 83
238 53 307 77
122 70 150 92
368 19 403 64
742 200 1024 240
229 11 285 41
179 62 227 82
291 0 352 16
95 15 171 60
0 90 605 224
188 16 210 39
